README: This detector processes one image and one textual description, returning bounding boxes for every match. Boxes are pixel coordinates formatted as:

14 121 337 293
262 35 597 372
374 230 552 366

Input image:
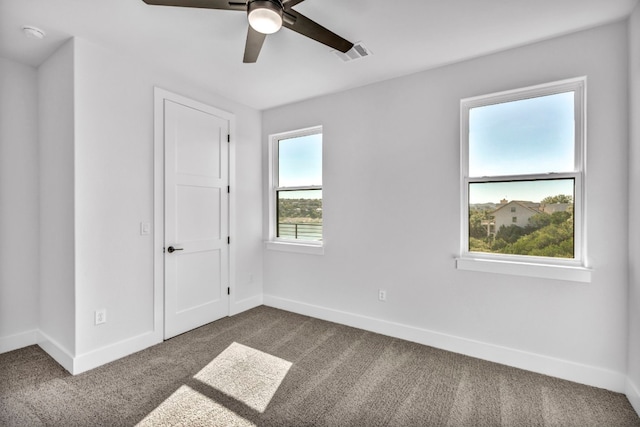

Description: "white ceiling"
1 0 637 110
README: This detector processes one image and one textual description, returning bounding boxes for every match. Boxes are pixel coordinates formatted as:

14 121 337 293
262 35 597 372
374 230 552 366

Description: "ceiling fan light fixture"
248 0 283 34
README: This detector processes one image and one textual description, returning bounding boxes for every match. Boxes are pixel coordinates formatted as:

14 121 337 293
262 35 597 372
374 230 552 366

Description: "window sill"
455 257 592 283
265 240 324 255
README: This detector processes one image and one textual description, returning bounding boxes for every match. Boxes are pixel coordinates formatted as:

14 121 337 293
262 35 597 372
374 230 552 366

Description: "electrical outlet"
95 309 107 325
378 290 387 302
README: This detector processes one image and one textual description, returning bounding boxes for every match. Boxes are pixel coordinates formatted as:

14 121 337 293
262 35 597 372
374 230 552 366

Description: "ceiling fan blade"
282 0 305 9
141 0 245 11
243 26 267 63
283 10 353 53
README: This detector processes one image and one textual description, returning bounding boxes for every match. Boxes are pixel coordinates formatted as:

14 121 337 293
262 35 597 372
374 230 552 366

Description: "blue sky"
468 91 575 204
278 133 322 199
469 91 574 177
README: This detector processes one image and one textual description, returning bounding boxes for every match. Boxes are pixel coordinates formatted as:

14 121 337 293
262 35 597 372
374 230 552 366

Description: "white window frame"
457 77 592 282
266 125 324 255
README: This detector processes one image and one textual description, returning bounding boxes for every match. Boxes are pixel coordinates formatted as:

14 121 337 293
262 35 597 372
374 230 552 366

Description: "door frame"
153 87 236 341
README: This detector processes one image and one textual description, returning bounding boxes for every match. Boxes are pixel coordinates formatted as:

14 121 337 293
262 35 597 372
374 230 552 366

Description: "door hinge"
227 236 230 244
227 134 230 143
227 287 230 295
227 185 230 193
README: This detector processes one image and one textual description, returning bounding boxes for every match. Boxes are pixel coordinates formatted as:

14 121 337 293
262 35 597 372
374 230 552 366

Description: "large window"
268 126 323 252
459 78 589 281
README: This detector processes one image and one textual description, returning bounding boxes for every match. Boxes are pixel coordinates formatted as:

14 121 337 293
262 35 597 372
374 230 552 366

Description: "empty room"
1 0 640 425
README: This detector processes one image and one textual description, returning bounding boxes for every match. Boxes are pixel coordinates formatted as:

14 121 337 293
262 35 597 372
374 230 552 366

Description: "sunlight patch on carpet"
136 385 255 427
194 342 292 413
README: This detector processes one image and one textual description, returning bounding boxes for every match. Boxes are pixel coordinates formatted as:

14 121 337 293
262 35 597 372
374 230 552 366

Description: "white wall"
627 3 640 414
38 40 77 358
263 22 630 391
0 58 39 352
0 37 263 373
71 38 263 365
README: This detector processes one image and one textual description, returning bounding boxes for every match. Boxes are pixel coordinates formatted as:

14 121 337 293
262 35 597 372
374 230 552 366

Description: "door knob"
167 246 184 253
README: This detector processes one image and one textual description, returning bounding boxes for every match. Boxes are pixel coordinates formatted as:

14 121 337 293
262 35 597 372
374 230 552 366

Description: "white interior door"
164 98 229 339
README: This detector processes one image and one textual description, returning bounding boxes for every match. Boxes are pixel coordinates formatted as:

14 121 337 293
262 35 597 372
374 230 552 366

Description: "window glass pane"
278 133 322 187
469 92 574 177
277 189 322 241
468 179 574 258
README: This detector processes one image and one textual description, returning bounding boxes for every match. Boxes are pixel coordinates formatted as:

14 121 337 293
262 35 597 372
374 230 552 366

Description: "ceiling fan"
141 0 354 63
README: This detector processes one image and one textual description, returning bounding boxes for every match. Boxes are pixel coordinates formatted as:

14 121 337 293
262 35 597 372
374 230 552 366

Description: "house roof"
492 200 541 215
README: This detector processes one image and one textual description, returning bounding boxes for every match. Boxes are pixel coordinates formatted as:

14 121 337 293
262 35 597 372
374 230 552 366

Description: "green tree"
469 208 492 239
469 237 492 252
278 198 322 223
504 221 574 258
526 213 551 231
549 210 571 225
541 194 573 204
495 224 526 243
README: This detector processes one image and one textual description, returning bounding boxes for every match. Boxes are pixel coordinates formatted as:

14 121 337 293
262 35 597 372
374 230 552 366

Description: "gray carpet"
1 306 638 426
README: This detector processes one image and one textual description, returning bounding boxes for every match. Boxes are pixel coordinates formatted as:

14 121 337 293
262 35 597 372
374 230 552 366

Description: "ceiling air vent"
334 42 372 62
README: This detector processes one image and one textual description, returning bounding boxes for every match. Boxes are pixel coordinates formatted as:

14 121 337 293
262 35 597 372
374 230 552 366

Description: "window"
267 126 323 254
458 78 591 282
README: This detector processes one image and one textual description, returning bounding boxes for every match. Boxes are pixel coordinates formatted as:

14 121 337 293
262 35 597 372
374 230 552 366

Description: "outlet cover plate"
95 309 106 325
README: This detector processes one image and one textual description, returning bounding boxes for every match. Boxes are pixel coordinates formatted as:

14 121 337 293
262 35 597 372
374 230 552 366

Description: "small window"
268 126 323 251
459 78 589 280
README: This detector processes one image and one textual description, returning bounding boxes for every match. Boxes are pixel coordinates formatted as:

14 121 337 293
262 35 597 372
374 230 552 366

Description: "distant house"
489 200 570 234
492 200 541 233
541 203 571 214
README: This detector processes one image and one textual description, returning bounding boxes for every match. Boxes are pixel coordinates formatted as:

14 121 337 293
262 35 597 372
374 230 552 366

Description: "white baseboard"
627 378 640 416
231 294 263 316
37 329 162 375
6 299 634 404
45 293 262 374
0 329 38 354
263 294 627 393
37 330 75 373
72 330 162 375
